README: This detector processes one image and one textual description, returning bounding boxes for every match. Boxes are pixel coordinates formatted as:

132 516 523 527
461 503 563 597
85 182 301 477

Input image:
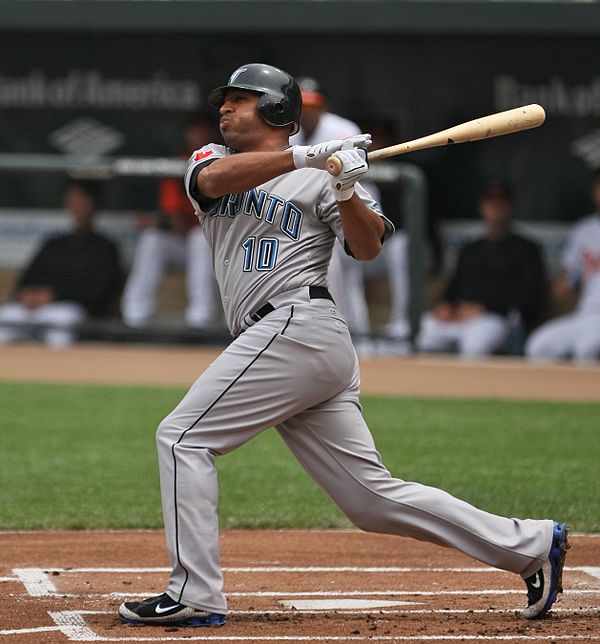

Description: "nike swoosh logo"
155 602 181 614
530 574 542 589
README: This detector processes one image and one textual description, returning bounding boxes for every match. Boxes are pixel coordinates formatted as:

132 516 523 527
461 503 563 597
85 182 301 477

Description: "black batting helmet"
208 63 302 135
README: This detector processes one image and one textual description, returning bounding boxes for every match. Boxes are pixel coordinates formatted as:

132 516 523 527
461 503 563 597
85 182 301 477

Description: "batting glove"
329 148 369 201
292 134 371 170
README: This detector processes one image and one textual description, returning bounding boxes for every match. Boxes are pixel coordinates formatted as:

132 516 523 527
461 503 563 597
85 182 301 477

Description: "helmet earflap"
258 93 298 134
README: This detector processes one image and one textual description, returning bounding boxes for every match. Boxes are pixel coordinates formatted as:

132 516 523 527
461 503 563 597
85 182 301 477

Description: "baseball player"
525 169 600 363
118 64 568 628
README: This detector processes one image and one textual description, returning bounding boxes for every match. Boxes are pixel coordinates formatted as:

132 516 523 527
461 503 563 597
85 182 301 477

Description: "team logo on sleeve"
194 150 214 162
228 67 247 84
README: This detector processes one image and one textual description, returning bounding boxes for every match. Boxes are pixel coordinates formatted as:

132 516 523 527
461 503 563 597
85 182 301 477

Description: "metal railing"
0 153 427 340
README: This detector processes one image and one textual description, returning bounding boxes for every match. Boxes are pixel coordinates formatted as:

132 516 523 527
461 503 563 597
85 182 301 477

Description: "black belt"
249 286 334 324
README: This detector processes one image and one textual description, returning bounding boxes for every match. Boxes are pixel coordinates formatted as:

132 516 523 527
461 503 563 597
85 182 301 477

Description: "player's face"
219 89 270 151
479 195 512 230
64 185 95 230
300 104 324 136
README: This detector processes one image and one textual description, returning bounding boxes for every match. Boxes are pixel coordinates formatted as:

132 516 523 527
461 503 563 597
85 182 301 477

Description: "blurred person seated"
416 180 547 358
290 76 362 146
121 112 219 329
525 169 600 363
291 79 411 356
343 118 413 355
0 180 121 348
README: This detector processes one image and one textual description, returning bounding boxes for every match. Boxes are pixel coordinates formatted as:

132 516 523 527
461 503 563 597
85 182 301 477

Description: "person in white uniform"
121 113 218 329
118 64 568 629
526 169 600 363
291 78 411 355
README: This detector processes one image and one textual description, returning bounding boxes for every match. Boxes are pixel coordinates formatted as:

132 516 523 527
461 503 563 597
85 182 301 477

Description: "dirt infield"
1 530 599 642
1 344 599 641
1 343 600 401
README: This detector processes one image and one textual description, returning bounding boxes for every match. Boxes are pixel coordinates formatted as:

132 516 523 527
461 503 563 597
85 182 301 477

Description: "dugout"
0 0 598 343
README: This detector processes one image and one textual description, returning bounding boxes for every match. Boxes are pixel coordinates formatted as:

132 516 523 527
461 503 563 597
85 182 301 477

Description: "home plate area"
1 531 599 642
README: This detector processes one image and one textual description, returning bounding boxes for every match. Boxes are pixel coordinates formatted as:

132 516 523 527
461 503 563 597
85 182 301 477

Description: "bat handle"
326 154 343 176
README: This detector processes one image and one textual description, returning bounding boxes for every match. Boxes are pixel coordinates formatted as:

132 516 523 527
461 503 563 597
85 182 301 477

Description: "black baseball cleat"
118 592 226 627
522 521 570 619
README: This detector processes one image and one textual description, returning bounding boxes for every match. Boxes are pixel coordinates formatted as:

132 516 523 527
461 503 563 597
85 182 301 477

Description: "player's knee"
459 341 495 358
573 337 600 363
156 416 178 451
138 228 168 256
460 330 506 358
345 510 374 532
343 499 387 533
525 331 561 361
0 302 29 323
415 315 444 352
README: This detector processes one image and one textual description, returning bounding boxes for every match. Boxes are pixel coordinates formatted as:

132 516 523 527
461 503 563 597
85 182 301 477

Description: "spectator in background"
416 180 547 358
359 119 412 353
291 78 411 355
0 180 121 347
121 112 218 329
290 78 370 351
525 169 600 363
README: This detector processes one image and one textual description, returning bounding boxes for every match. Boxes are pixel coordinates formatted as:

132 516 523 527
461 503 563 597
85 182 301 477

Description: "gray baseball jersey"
150 143 554 617
184 143 392 336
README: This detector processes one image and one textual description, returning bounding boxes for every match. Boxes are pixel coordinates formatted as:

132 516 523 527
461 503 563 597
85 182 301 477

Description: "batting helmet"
208 63 302 135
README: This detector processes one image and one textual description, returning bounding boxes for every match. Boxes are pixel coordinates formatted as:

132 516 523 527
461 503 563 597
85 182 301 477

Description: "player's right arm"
197 150 295 198
186 136 372 205
186 144 293 211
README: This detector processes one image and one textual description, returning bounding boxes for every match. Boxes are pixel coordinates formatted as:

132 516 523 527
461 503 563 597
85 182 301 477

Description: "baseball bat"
326 103 546 176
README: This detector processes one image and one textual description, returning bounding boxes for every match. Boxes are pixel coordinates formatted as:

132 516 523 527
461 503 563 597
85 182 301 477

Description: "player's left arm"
330 149 388 261
337 196 385 260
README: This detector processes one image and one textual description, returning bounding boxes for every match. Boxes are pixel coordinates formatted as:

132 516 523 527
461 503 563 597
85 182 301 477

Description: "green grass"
0 381 598 531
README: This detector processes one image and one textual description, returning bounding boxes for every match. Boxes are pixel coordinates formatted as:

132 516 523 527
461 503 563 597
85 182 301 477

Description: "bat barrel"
365 103 546 164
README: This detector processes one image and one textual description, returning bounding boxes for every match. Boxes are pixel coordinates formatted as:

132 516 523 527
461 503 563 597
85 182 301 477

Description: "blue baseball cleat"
118 592 226 627
522 521 570 619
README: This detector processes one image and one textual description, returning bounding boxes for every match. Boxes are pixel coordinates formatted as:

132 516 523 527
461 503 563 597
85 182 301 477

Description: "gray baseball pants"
156 296 553 613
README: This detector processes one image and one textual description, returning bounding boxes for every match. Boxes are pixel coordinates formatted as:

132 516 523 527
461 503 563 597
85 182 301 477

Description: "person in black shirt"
0 180 121 347
416 180 547 357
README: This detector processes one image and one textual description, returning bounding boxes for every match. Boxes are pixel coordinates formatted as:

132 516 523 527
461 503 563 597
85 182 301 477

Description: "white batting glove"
292 134 371 170
329 148 369 201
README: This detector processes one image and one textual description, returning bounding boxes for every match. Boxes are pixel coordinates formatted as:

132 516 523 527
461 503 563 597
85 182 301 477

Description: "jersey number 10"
241 236 279 272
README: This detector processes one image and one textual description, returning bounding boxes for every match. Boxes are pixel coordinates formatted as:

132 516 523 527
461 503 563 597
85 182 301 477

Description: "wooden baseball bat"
326 103 546 176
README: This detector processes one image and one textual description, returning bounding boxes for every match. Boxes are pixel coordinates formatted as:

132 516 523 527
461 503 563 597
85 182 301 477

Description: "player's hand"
292 134 371 170
341 134 372 150
329 148 369 201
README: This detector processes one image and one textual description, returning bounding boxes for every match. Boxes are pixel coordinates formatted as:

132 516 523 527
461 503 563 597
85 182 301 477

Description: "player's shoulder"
507 233 545 262
509 230 540 248
43 231 73 247
186 143 230 170
572 213 600 234
90 230 119 250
